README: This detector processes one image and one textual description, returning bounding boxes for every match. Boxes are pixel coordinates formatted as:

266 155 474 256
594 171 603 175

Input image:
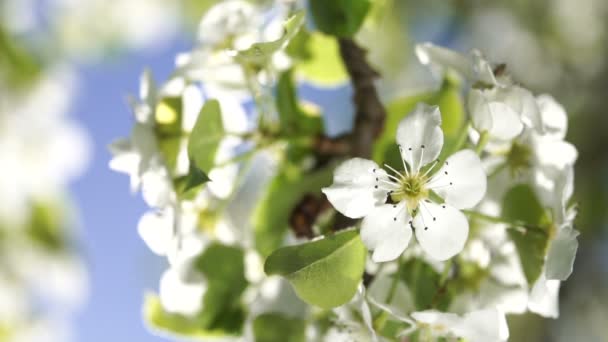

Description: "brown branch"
338 38 386 158
288 39 387 237
332 38 387 231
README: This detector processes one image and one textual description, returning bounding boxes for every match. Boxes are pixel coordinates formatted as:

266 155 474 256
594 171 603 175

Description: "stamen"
417 145 425 173
398 145 410 177
384 164 404 179
392 202 407 222
385 173 403 183
378 179 400 188
420 159 439 179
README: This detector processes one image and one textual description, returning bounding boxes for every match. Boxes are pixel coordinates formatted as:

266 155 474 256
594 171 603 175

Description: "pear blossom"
409 308 509 342
323 104 487 261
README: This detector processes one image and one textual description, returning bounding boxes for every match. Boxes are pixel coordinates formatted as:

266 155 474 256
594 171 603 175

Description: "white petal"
545 225 579 281
360 203 412 262
455 308 509 342
470 49 498 85
159 268 206 316
537 94 567 139
428 150 487 209
137 210 174 255
496 86 542 132
322 158 390 219
413 202 469 261
411 310 460 329
533 138 578 170
528 275 560 318
468 89 493 132
396 104 444 171
415 43 472 79
141 166 173 208
468 89 523 140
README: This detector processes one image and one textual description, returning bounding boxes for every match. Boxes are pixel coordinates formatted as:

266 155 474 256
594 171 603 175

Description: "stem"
449 121 470 155
475 130 489 155
462 210 548 235
385 257 404 304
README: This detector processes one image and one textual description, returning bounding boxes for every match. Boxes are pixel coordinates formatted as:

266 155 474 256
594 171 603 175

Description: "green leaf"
295 32 349 87
154 96 183 174
252 313 306 342
502 184 550 285
309 0 371 38
236 11 305 66
264 229 367 309
144 294 222 339
174 163 211 197
188 99 225 173
253 163 333 257
276 69 323 135
194 244 248 333
26 202 67 251
399 259 451 311
144 244 248 338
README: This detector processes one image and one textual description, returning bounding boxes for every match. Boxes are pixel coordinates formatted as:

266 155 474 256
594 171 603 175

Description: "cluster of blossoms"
111 1 579 341
0 67 90 341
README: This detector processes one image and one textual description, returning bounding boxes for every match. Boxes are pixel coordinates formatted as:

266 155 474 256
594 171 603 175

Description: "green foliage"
399 259 451 311
144 244 248 338
291 31 349 87
154 96 184 175
194 244 248 333
174 163 211 197
253 162 333 257
502 184 550 285
188 99 224 174
0 25 42 89
26 202 66 251
276 69 323 135
252 313 306 342
264 229 367 309
237 11 305 66
309 0 371 38
373 78 465 166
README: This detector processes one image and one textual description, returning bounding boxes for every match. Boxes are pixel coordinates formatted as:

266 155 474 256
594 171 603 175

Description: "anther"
424 227 428 230
450 182 453 185
393 217 397 221
408 147 412 151
421 145 425 148
442 205 446 209
433 217 436 221
444 171 448 175
374 185 378 189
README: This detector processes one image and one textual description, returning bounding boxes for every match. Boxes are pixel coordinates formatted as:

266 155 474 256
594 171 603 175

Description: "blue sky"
68 38 190 342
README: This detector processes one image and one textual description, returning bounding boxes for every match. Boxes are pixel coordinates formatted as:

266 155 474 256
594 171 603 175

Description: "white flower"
415 42 503 86
323 104 487 261
326 286 378 342
410 308 509 342
468 85 542 142
159 266 207 316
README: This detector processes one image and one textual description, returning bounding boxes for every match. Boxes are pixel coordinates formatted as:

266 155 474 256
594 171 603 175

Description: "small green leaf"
309 0 371 38
188 99 225 173
253 164 333 257
502 184 550 285
264 229 367 309
296 32 349 87
237 11 305 66
144 244 248 338
399 259 451 310
276 69 323 135
194 244 248 333
174 163 211 196
252 313 306 342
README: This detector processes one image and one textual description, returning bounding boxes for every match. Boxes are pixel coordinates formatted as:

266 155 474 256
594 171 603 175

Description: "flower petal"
411 310 460 329
469 89 523 140
137 210 173 256
468 89 493 132
533 138 578 170
361 203 412 262
396 104 444 171
537 94 567 139
495 86 542 132
322 158 391 219
455 308 509 342
413 202 469 261
545 225 579 281
528 275 560 318
159 267 206 316
428 150 487 209
415 43 472 79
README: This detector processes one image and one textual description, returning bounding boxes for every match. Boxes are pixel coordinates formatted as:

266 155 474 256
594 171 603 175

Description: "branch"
333 38 387 231
338 38 386 158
